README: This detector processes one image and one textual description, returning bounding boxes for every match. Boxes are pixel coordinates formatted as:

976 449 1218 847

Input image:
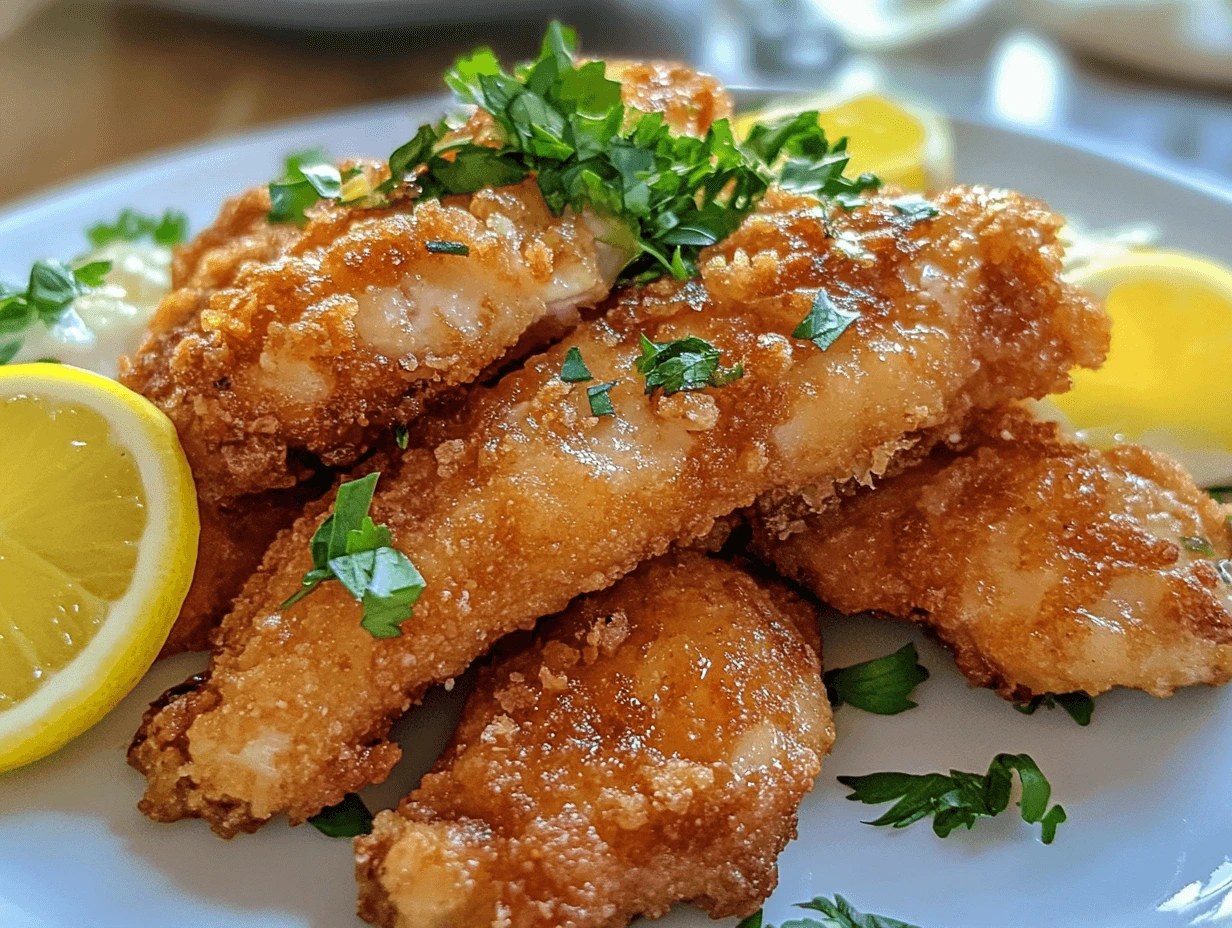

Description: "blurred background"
1 0 1229 206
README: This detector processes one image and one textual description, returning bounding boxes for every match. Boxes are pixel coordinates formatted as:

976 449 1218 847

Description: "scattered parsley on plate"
839 752 1067 844
86 208 189 247
1014 691 1095 726
738 894 920 928
824 643 930 715
281 472 425 638
307 793 373 838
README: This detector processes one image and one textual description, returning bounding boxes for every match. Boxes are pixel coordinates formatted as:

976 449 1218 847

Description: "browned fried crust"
753 406 1232 699
353 553 832 928
129 185 1108 837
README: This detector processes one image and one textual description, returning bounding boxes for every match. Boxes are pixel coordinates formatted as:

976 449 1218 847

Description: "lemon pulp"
0 394 147 709
1052 257 1232 474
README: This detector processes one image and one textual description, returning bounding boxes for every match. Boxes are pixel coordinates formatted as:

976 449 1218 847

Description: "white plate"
1 96 1231 928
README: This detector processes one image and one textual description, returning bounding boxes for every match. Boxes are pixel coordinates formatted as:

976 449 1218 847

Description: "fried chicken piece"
128 185 1108 837
119 63 731 504
753 406 1232 700
354 553 833 928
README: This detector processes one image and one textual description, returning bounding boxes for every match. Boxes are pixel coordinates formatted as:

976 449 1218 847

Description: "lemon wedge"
735 90 953 192
1051 251 1232 486
0 364 198 773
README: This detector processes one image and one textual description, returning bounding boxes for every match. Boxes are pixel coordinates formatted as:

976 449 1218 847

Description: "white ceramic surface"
0 95 1230 928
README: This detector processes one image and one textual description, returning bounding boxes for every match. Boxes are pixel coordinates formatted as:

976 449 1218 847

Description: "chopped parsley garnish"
1014 691 1094 726
889 195 939 224
824 643 930 715
1182 536 1217 557
559 345 593 382
425 240 470 256
87 208 189 247
0 258 113 365
308 792 373 837
268 149 344 226
393 423 409 450
281 472 425 638
1209 486 1232 504
738 894 920 928
793 288 860 351
266 22 879 285
586 380 616 417
635 333 742 396
838 752 1066 844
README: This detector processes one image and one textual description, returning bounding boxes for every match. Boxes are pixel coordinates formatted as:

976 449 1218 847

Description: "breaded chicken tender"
354 553 833 928
753 406 1232 700
129 185 1108 837
119 61 730 504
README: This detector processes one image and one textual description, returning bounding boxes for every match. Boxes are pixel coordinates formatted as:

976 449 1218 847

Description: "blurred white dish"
146 0 553 28
0 93 1231 928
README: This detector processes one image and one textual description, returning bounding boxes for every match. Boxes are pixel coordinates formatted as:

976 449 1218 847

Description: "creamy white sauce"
12 240 173 376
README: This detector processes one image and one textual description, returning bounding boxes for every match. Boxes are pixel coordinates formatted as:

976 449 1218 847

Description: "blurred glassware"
1021 0 1232 87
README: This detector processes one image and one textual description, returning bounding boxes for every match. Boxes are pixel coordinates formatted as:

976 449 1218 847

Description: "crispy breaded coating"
119 63 731 504
753 406 1232 700
128 185 1108 837
354 553 833 928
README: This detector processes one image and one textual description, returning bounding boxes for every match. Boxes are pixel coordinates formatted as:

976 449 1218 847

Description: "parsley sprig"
87 208 188 247
838 752 1067 844
1014 691 1094 726
824 643 930 715
267 22 879 285
281 472 425 638
0 259 112 365
738 895 919 928
308 792 373 838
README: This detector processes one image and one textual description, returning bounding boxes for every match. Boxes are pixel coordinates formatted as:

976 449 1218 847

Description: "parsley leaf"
266 22 880 287
268 149 342 226
838 752 1066 844
586 380 616 417
793 288 860 351
1014 691 1095 726
1209 486 1232 504
393 423 409 450
889 195 939 224
0 258 113 365
308 792 373 837
635 333 742 396
739 895 920 928
1182 536 1217 557
824 643 929 715
281 472 425 637
560 346 594 382
425 240 470 256
87 208 189 247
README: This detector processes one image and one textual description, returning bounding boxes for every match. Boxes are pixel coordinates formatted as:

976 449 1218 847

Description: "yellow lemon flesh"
1051 251 1232 486
0 364 198 773
734 91 953 192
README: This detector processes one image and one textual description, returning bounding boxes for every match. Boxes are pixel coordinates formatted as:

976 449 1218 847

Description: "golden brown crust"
603 59 732 136
753 406 1232 699
353 553 832 928
129 185 1109 837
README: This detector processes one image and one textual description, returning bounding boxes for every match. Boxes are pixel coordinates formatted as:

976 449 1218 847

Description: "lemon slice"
734 90 953 192
1051 251 1232 486
0 364 198 773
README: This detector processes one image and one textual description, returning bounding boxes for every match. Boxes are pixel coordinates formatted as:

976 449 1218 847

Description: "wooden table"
0 1 688 207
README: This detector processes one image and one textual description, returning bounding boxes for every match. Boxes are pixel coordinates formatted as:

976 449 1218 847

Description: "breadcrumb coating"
754 406 1232 699
128 185 1108 837
354 553 832 928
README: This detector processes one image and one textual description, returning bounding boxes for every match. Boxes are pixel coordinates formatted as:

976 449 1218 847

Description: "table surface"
2 0 1229 211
